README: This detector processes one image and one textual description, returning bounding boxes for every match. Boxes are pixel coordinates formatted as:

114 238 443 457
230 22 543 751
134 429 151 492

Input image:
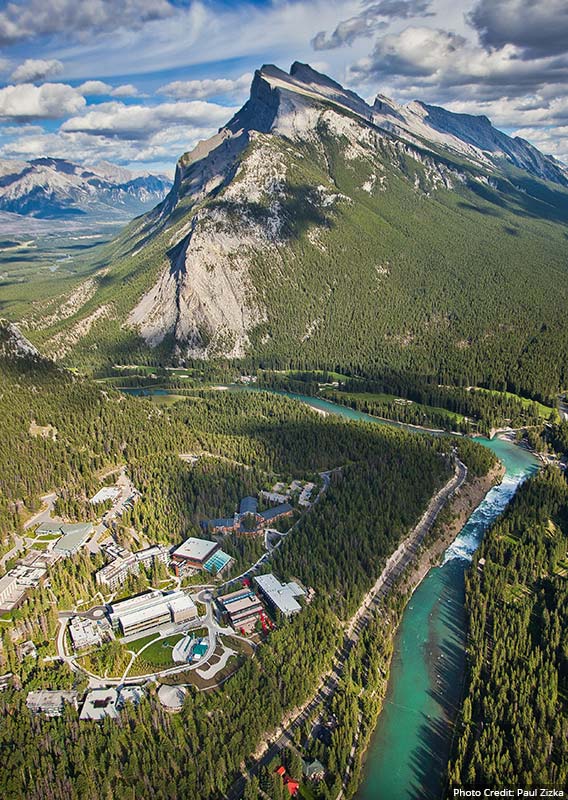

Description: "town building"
52 523 93 555
303 759 325 782
135 544 169 568
274 766 299 797
259 490 290 505
298 482 315 507
217 587 264 632
0 573 23 610
26 690 79 717
171 537 219 574
108 590 197 636
96 543 170 589
69 617 102 650
90 487 121 505
0 564 47 612
169 594 198 624
157 684 186 711
171 537 232 576
18 549 61 569
254 574 306 617
117 686 145 707
80 688 119 720
96 555 138 590
202 493 295 539
19 640 37 660
239 496 258 516
200 517 238 534
256 503 294 526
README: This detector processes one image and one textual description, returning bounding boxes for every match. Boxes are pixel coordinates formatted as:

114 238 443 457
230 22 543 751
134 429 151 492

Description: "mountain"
371 96 568 187
0 319 40 360
0 157 172 219
15 63 568 399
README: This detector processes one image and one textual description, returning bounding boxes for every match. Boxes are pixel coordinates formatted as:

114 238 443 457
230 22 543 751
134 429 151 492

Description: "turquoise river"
275 393 540 800
123 386 540 799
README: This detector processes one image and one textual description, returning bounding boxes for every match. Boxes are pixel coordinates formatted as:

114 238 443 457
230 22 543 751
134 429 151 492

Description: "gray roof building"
254 573 305 617
239 496 258 516
27 690 79 717
257 503 293 523
53 523 93 554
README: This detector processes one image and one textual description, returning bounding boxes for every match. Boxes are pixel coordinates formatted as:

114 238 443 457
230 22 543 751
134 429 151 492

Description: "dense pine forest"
448 468 568 791
0 322 499 800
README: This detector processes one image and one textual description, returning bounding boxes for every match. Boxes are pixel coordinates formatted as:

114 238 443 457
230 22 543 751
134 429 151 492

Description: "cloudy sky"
0 0 565 175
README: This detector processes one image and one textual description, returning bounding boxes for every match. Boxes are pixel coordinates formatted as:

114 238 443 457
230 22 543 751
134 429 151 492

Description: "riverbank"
399 460 505 598
339 461 505 799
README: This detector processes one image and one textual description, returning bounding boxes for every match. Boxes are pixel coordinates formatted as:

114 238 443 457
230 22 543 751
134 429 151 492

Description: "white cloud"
78 80 140 97
312 0 432 50
110 84 139 98
61 100 235 139
512 126 568 161
159 73 252 100
77 80 112 96
0 0 175 44
349 26 568 99
0 123 219 166
0 82 85 119
10 58 63 83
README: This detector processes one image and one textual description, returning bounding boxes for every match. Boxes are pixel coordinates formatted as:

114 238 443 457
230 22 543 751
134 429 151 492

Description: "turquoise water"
259 393 539 800
124 385 539 797
354 437 539 800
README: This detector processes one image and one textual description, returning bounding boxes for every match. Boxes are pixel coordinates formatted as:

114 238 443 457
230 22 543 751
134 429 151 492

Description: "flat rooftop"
223 595 262 616
172 537 218 562
90 487 120 504
109 590 162 615
53 524 92 553
254 573 305 616
80 688 119 720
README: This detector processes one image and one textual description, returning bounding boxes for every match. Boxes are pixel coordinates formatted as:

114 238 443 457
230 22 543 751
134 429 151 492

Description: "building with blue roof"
239 496 258 516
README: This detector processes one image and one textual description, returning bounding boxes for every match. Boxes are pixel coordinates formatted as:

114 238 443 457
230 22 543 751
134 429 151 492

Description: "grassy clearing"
471 388 555 418
126 632 160 653
322 388 467 425
134 634 184 668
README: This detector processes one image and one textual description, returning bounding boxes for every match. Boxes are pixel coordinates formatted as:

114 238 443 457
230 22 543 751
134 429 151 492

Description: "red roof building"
274 766 299 797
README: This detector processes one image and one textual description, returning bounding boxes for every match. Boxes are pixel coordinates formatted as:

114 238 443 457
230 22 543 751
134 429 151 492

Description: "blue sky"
0 0 566 175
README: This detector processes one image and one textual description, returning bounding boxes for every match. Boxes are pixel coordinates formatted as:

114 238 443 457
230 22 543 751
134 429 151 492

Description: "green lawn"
127 632 160 653
136 634 184 667
471 387 555 418
322 388 466 425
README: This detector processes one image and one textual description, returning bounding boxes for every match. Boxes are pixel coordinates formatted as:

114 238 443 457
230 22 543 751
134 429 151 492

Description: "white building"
69 617 102 650
109 590 197 636
135 545 169 567
90 487 121 505
96 555 138 590
254 574 305 617
96 544 170 590
80 688 119 721
27 690 78 717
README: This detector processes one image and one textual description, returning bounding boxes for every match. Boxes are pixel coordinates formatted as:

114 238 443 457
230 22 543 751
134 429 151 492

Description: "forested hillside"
0 323 498 800
448 468 568 791
3 64 567 402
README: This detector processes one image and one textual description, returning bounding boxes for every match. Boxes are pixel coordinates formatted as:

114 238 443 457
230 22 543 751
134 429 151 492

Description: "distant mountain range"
14 62 568 398
0 157 172 219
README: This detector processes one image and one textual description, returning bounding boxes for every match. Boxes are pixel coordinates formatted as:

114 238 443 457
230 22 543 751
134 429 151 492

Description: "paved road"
23 493 58 530
0 534 24 570
225 459 467 800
